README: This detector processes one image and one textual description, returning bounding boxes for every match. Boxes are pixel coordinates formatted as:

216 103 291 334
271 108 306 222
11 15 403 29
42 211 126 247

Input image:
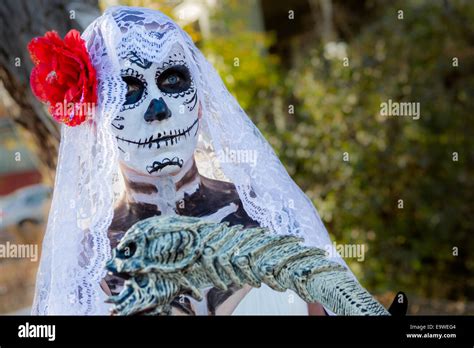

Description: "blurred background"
0 0 472 314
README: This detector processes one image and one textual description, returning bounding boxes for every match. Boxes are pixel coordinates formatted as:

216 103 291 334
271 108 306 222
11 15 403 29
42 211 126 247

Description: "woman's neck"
119 158 201 215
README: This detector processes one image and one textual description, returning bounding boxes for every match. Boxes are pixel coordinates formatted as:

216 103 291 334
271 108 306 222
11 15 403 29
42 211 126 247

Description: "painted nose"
144 98 171 122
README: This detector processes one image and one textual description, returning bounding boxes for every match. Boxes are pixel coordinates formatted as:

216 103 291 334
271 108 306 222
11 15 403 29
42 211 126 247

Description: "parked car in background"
0 184 51 230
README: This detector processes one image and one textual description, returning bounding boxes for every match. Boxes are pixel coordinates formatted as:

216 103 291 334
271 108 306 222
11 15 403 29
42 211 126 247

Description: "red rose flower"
28 30 97 127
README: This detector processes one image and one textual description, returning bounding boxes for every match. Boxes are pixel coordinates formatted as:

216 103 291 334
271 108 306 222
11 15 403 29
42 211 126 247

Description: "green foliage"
200 0 281 112
269 0 473 300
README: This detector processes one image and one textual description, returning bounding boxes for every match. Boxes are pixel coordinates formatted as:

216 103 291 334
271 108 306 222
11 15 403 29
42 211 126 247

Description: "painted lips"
116 118 199 149
146 157 184 174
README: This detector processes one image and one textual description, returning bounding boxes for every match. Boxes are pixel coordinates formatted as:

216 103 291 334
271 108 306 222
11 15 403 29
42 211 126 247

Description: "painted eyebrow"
127 51 152 69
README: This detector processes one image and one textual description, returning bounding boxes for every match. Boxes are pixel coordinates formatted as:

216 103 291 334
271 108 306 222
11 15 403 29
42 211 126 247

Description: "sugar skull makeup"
112 43 200 176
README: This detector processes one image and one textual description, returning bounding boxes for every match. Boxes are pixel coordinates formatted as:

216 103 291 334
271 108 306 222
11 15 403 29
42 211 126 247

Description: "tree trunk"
0 0 100 183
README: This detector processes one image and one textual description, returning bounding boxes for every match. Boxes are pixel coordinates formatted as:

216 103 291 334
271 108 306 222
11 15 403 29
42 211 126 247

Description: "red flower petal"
27 29 97 127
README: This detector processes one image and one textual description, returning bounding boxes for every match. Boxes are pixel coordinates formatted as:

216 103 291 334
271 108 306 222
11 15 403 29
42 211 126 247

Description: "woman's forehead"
120 43 186 69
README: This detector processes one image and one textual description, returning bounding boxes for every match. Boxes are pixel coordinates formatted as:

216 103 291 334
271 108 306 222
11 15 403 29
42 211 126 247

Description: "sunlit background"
0 0 472 314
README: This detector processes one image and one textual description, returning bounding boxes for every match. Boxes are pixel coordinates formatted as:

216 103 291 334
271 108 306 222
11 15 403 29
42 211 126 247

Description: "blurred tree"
271 0 474 300
0 0 100 183
200 0 281 113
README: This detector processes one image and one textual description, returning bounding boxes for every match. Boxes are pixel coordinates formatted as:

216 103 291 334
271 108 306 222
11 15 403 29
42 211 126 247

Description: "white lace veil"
32 6 350 315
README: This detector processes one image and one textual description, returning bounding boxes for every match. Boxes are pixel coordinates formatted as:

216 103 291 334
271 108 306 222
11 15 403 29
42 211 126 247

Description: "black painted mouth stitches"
116 118 199 149
146 157 184 174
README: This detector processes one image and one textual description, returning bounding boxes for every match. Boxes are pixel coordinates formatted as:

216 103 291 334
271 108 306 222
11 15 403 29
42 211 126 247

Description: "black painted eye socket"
157 65 191 94
122 76 145 105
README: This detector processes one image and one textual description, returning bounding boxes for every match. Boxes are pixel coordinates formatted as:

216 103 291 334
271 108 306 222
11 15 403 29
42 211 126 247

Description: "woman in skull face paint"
104 44 258 314
32 6 353 315
104 42 326 315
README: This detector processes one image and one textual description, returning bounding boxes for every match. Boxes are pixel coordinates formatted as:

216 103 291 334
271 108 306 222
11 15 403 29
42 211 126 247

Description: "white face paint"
112 43 200 176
